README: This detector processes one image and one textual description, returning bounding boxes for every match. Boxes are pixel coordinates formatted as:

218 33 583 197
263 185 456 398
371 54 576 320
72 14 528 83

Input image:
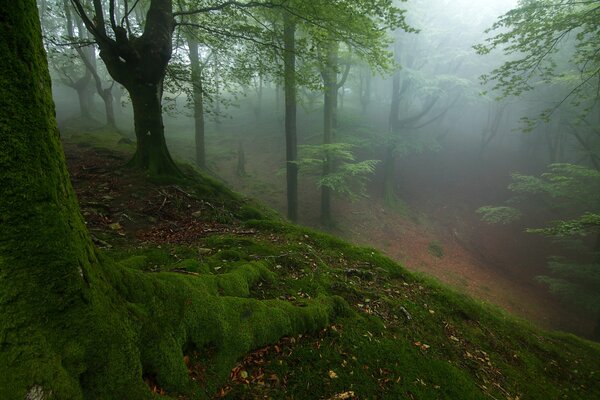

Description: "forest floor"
188 130 594 339
59 132 600 399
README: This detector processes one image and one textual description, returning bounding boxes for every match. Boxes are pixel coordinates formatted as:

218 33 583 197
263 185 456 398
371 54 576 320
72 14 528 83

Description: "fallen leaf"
328 370 339 379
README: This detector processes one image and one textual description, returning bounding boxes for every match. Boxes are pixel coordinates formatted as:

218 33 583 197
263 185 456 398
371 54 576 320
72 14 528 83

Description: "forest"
1 0 599 399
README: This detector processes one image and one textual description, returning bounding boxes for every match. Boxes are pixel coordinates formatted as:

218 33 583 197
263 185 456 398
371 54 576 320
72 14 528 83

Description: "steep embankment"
191 127 593 339
61 132 599 399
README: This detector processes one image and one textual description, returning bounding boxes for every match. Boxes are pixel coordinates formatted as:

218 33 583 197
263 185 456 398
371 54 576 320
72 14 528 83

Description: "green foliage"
527 213 600 236
294 143 379 200
537 259 600 314
509 163 600 210
477 0 600 123
478 163 600 323
476 206 522 224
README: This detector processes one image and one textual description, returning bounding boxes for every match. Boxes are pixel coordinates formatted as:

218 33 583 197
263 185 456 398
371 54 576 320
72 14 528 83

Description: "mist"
45 0 599 340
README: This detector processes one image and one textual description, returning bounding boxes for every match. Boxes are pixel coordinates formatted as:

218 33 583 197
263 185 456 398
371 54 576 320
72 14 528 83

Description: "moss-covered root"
102 260 342 399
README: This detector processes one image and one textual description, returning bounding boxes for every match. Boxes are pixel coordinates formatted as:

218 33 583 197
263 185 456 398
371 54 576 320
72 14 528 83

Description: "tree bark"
0 2 98 397
360 68 372 114
283 12 298 222
75 79 94 118
320 40 338 227
128 83 180 175
188 37 206 169
72 0 180 176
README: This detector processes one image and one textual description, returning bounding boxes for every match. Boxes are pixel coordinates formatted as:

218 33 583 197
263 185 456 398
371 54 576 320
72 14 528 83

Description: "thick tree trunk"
188 38 206 169
75 78 93 119
128 84 180 175
0 3 99 397
71 0 180 175
283 13 298 222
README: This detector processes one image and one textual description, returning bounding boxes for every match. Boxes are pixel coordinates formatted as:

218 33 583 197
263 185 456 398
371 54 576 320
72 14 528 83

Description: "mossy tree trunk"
0 2 104 398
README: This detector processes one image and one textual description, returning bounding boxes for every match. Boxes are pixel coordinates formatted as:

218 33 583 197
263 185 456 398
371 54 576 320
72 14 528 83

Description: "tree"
70 0 181 175
283 11 299 222
0 2 338 397
476 0 600 158
383 27 464 206
43 0 95 120
292 0 410 225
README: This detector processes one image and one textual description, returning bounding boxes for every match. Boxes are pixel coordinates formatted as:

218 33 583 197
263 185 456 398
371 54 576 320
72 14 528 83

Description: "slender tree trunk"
360 69 372 114
188 38 206 169
283 13 298 222
382 69 401 204
321 40 338 227
237 139 247 177
254 75 263 118
382 146 397 205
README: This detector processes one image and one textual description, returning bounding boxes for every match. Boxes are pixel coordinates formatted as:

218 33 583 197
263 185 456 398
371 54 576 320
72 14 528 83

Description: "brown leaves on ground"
64 144 250 246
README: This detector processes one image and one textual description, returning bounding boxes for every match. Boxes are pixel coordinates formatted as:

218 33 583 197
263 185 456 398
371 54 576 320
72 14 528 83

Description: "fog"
44 0 599 340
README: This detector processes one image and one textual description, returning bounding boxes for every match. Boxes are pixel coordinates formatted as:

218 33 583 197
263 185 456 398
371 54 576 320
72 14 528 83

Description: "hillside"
61 130 600 400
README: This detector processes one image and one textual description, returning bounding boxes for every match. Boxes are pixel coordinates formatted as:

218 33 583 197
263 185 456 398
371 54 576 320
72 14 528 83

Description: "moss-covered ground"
60 131 600 399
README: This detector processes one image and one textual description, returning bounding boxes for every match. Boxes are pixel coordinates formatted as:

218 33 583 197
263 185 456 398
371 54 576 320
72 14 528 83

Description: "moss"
176 259 210 274
237 205 266 221
428 241 444 258
118 255 149 270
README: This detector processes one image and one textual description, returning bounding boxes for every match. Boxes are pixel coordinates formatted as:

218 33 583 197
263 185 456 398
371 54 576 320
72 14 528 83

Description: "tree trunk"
71 0 180 176
382 69 401 205
320 40 338 227
237 139 247 177
360 69 371 114
103 88 117 128
0 3 99 397
382 145 398 205
283 13 298 222
76 80 93 119
128 83 180 175
188 38 206 169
